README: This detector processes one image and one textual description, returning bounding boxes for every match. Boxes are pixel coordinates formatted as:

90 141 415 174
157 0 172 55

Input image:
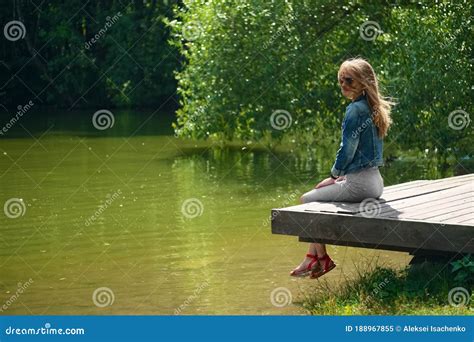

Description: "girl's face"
338 69 361 100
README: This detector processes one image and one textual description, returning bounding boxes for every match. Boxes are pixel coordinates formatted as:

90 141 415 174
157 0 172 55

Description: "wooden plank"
395 204 471 222
380 179 469 202
379 194 473 220
458 217 474 225
281 201 359 214
377 186 471 216
298 187 462 214
379 195 471 219
286 175 474 216
382 173 473 194
396 173 473 186
271 174 474 255
444 212 474 225
271 209 474 254
302 201 359 214
430 206 473 222
411 201 473 220
377 189 472 217
383 180 428 193
299 181 471 216
291 193 469 219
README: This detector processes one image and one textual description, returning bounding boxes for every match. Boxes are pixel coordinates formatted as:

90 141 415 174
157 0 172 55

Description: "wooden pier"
271 173 474 258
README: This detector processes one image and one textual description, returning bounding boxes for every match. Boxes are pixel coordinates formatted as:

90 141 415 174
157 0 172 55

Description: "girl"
290 57 394 279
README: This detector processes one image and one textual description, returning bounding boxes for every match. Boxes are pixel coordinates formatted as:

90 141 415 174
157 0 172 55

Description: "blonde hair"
338 57 395 138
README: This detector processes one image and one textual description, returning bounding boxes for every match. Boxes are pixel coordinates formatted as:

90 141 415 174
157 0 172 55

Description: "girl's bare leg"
313 243 327 258
291 196 329 274
291 242 327 274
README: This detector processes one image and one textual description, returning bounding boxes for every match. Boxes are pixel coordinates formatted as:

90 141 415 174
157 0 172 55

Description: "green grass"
298 258 474 315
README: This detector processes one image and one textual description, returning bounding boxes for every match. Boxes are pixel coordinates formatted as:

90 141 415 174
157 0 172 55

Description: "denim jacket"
330 94 384 177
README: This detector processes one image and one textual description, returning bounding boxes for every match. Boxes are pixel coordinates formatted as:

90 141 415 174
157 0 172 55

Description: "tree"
170 1 472 158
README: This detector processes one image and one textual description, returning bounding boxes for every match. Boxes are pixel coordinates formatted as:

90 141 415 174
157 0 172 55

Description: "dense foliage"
1 1 472 158
169 1 472 156
1 0 179 108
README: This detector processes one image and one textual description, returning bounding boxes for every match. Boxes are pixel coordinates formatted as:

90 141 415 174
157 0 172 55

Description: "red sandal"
310 254 336 279
290 253 319 277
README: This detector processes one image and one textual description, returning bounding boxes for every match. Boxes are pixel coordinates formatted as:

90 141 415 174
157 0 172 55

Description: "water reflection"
0 110 471 315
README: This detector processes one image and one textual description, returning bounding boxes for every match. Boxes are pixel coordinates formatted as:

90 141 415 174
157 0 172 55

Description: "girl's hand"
315 177 336 189
336 176 346 182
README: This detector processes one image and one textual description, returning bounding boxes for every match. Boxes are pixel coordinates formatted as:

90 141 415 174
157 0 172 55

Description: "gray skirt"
301 166 384 203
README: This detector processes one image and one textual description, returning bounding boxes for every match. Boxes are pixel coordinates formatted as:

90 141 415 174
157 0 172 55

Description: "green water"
0 110 469 315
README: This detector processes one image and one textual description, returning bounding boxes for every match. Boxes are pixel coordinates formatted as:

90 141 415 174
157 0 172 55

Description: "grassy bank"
299 256 473 315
